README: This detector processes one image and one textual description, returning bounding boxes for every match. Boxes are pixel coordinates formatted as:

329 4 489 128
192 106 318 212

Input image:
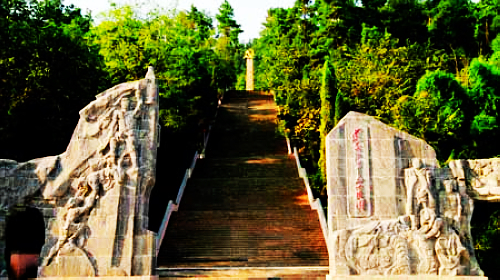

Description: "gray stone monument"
325 111 486 278
244 49 255 91
0 67 159 278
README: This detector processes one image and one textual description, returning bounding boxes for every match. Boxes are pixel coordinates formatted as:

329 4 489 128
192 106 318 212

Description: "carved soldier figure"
405 158 442 274
103 154 126 191
43 175 97 266
435 232 467 275
99 96 138 172
442 179 462 231
42 155 124 266
405 158 435 230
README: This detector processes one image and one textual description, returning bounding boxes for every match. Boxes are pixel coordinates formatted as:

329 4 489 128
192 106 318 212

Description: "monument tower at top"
244 49 255 91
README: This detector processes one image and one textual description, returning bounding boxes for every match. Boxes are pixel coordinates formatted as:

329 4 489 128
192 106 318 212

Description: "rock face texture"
452 158 500 201
0 68 159 277
326 111 484 277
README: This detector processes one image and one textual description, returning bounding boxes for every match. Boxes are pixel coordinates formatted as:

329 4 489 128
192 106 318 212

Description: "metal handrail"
155 97 222 255
291 144 329 253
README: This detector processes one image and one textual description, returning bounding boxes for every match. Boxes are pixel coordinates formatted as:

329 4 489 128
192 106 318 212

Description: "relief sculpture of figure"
432 178 468 276
466 160 500 197
345 219 410 275
405 158 435 230
42 175 97 266
97 96 139 173
442 179 462 231
0 69 159 277
405 158 441 275
42 157 121 267
413 207 441 275
435 232 467 276
449 160 484 276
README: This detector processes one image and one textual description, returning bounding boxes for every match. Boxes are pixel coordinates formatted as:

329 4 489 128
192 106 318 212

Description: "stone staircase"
156 92 328 278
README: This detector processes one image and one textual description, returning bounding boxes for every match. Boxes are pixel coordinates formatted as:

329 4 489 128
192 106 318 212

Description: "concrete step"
192 156 297 179
183 178 305 192
160 206 328 267
204 139 288 158
157 266 329 279
177 178 310 211
156 92 329 270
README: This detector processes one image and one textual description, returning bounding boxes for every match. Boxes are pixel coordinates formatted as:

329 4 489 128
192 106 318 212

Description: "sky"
65 0 297 43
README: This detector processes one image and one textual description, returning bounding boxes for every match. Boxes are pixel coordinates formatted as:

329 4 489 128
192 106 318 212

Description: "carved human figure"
345 219 410 275
412 202 442 275
98 98 138 172
405 158 435 230
449 160 485 276
42 156 124 266
413 230 439 274
442 179 462 231
469 160 500 196
82 84 143 122
98 108 125 158
407 163 441 275
435 232 467 275
43 175 97 266
100 155 125 191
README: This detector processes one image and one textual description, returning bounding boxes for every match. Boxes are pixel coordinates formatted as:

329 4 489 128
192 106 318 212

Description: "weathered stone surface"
451 158 500 201
0 67 159 277
326 112 485 277
326 112 437 233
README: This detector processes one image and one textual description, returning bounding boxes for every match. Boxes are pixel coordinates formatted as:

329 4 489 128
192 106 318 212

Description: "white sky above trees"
66 0 297 43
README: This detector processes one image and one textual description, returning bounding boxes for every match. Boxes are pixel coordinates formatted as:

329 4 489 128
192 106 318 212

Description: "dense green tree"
215 0 243 89
89 4 224 132
466 58 500 157
474 0 500 56
335 26 428 125
0 0 105 160
216 0 242 42
409 70 470 159
334 89 350 125
427 0 476 74
318 60 336 186
380 0 428 44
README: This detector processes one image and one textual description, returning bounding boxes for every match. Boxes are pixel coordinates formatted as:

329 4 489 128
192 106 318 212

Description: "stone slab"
325 112 484 277
326 111 437 231
0 67 160 277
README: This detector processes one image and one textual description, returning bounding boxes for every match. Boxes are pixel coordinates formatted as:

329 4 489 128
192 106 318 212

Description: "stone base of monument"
327 276 486 279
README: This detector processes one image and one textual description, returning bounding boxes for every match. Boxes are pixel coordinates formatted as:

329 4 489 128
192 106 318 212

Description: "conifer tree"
318 60 336 184
334 90 349 126
215 0 243 89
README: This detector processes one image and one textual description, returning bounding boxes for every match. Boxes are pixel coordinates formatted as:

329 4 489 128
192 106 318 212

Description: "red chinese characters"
353 128 366 211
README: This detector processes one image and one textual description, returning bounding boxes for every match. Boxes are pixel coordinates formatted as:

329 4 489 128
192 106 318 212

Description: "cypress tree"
318 60 337 185
334 90 349 127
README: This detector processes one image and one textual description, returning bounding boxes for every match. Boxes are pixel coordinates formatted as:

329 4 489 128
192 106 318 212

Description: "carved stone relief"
0 67 159 277
326 112 487 278
452 158 500 201
344 219 411 275
330 158 482 276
